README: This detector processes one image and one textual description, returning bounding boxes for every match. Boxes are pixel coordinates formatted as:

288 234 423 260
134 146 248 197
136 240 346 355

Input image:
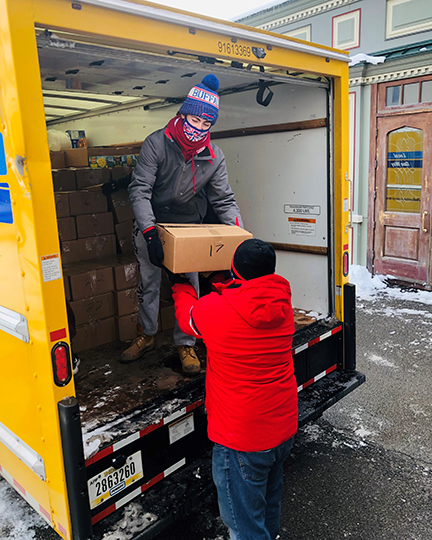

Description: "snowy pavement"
2 266 432 540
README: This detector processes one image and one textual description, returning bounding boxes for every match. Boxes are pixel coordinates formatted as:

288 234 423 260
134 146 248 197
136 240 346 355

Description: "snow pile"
101 503 157 539
349 53 386 66
350 265 432 305
349 265 388 300
0 478 48 540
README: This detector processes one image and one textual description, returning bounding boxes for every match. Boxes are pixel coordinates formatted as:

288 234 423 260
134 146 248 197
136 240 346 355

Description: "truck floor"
74 330 207 434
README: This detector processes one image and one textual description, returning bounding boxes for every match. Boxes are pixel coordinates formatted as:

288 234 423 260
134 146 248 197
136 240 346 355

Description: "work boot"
178 346 201 375
120 325 155 364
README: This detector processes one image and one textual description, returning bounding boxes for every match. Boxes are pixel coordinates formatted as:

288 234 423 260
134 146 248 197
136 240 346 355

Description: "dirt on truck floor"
74 330 207 430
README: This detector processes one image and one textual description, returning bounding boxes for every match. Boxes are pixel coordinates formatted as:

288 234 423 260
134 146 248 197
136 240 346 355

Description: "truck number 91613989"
218 42 251 57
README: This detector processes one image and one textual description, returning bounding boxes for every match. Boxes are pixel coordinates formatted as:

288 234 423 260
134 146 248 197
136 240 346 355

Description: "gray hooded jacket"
128 126 243 232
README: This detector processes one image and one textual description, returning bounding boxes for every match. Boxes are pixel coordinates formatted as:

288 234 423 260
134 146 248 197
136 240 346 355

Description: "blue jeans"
212 437 295 540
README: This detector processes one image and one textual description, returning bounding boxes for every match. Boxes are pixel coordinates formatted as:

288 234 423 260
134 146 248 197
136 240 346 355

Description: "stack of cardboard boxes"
52 156 168 353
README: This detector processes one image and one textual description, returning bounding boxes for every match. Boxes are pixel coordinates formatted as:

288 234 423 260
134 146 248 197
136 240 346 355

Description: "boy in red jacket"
170 239 298 540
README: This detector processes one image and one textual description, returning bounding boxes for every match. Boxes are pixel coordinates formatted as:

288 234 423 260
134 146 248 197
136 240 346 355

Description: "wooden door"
374 113 432 283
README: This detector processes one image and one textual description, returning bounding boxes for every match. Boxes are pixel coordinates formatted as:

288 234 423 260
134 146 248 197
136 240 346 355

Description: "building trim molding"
349 65 432 86
256 0 361 32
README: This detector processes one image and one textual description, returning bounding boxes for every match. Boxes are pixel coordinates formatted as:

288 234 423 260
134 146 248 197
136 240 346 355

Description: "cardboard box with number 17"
157 224 252 274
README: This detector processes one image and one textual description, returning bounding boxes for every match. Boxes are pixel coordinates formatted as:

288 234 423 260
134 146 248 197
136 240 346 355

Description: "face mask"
183 118 210 142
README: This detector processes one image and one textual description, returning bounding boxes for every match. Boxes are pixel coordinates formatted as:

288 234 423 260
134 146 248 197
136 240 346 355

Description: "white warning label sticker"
288 218 316 237
41 254 62 282
169 413 195 445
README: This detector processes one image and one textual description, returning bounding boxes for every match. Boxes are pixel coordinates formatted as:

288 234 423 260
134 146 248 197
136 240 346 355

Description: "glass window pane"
337 19 355 45
421 80 432 102
386 127 423 213
386 86 401 106
403 83 419 105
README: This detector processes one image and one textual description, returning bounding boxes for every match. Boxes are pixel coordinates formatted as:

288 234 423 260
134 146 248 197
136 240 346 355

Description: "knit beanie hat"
231 239 276 281
179 74 220 125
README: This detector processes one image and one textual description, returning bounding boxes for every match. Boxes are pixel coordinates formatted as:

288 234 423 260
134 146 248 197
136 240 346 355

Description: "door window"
386 127 423 213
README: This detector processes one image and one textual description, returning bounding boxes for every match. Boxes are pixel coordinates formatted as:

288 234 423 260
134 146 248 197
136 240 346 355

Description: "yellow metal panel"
333 72 350 322
0 0 75 538
32 0 346 79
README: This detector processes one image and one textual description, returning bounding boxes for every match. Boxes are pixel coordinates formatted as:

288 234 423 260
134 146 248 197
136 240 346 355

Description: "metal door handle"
422 211 428 233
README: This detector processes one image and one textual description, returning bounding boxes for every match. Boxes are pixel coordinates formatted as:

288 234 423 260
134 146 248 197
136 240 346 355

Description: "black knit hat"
231 239 276 281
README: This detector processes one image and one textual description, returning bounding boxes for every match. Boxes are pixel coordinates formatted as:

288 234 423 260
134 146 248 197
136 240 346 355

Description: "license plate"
88 451 143 509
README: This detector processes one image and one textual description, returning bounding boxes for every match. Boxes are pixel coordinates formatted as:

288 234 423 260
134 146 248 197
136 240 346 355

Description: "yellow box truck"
0 1 364 538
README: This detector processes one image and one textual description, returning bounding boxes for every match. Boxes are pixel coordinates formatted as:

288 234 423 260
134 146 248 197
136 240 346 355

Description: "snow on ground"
350 265 432 305
0 477 49 539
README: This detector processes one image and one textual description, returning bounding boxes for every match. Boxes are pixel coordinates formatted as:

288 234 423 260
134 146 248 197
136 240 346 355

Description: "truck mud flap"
92 370 364 540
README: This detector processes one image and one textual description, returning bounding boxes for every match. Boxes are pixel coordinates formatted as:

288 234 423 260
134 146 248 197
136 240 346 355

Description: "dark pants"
212 437 295 540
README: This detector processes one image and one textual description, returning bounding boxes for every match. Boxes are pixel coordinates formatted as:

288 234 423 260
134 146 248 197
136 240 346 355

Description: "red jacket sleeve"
172 283 202 337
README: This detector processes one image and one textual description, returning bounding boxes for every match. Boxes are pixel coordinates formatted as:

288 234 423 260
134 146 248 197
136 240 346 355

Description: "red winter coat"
172 274 298 452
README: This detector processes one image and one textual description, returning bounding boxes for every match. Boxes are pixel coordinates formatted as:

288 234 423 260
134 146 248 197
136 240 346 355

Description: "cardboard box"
157 224 253 273
70 292 115 326
55 193 70 218
66 130 87 149
88 146 140 169
98 255 138 291
76 212 114 238
75 167 111 190
115 220 134 255
69 190 108 216
116 313 139 342
50 151 65 169
89 155 138 169
160 299 176 331
111 166 132 181
52 169 77 192
64 275 71 302
72 317 116 352
110 190 135 223
65 148 88 168
114 288 139 317
61 235 116 264
57 217 77 242
63 262 114 301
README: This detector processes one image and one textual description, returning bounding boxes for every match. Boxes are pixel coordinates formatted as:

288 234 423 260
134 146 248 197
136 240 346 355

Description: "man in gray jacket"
122 74 243 374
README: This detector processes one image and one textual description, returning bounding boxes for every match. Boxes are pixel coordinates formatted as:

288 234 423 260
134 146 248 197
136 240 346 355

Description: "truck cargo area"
34 26 355 531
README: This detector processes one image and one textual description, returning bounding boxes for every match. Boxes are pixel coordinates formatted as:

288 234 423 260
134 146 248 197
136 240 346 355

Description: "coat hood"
219 274 292 329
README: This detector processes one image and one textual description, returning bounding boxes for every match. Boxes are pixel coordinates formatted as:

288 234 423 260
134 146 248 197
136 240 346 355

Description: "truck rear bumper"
92 369 365 540
298 369 365 427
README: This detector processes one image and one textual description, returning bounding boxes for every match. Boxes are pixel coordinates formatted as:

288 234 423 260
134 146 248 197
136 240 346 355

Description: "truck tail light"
51 342 72 386
343 252 349 277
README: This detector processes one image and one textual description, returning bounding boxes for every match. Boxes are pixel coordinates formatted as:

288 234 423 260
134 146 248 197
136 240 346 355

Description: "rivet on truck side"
0 1 364 539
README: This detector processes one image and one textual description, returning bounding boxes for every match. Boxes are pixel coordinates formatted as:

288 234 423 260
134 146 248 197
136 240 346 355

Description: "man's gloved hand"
143 227 164 268
101 181 116 196
164 268 190 286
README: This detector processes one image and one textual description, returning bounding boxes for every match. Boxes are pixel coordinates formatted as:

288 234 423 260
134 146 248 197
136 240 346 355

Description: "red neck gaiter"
167 115 210 163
